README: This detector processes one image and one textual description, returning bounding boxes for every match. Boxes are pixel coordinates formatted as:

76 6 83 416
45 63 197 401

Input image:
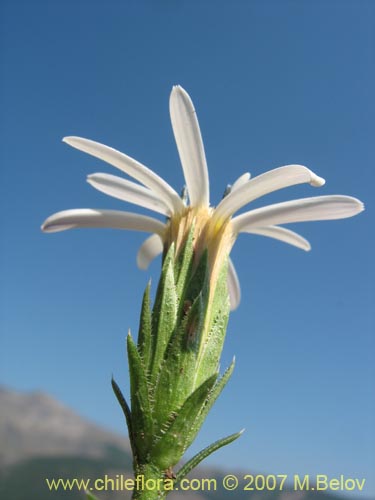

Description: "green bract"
112 229 241 499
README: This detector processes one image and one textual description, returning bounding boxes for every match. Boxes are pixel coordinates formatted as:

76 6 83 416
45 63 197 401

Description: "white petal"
41 209 166 235
63 136 184 214
231 172 251 192
137 234 163 270
233 195 364 232
169 86 209 207
228 258 241 311
241 225 311 251
215 165 326 220
87 173 170 216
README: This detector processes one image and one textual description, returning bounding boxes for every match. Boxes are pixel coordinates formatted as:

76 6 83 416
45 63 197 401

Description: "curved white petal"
170 86 209 207
228 258 241 311
87 173 170 216
137 234 163 270
231 172 251 192
233 195 364 233
63 136 184 214
215 165 326 220
241 225 311 251
41 209 166 235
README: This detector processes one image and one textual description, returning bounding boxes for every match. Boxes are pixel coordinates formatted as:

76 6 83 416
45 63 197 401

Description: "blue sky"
1 0 374 496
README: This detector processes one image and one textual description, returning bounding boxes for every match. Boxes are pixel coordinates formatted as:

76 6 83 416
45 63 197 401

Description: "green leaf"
111 377 137 463
137 281 152 371
176 429 244 482
194 259 230 387
175 226 194 301
153 294 203 423
150 246 178 383
127 333 154 461
85 491 101 500
150 374 217 469
111 378 132 429
188 358 235 444
182 249 209 307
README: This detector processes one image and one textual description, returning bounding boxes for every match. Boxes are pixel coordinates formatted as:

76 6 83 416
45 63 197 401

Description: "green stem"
132 463 171 500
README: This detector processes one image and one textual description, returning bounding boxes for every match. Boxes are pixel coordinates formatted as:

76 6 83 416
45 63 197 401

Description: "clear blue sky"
1 0 374 496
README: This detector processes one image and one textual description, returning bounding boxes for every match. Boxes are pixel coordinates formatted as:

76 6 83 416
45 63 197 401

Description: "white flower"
42 86 364 310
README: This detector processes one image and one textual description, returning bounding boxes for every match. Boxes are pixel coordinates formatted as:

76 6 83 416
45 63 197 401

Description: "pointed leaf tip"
86 491 100 500
176 430 243 482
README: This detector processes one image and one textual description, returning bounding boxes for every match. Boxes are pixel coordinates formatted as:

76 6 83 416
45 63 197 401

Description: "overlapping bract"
112 233 241 487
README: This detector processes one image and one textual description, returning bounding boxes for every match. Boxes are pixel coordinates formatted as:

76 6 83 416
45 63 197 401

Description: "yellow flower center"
165 206 235 288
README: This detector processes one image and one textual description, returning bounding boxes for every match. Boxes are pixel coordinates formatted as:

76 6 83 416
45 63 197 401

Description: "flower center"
165 206 235 283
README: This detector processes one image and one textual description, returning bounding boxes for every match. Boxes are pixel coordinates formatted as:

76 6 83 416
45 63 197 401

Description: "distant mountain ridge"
0 386 130 467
